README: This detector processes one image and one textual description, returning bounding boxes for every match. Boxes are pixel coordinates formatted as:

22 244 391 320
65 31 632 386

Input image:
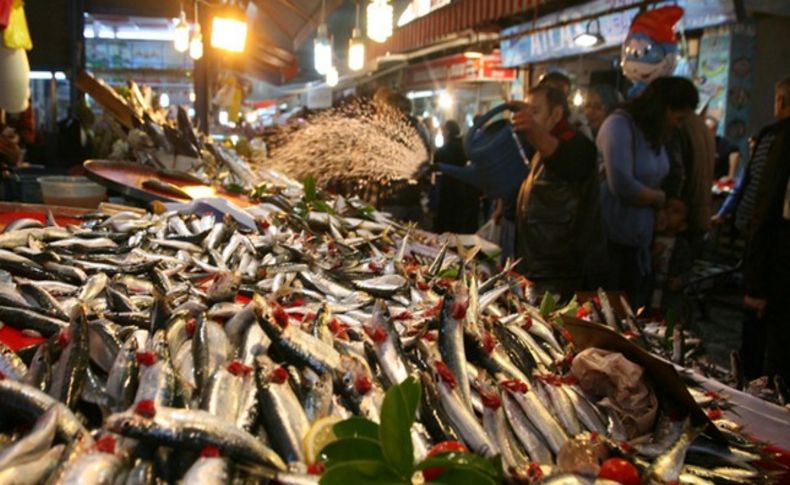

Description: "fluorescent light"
464 50 483 59
29 71 54 80
367 0 393 43
116 29 176 41
54 72 66 80
159 92 170 108
83 26 95 38
407 90 433 99
348 29 365 71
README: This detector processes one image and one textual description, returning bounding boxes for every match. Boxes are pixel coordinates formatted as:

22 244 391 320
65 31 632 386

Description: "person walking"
596 77 699 308
434 120 481 234
740 77 790 384
512 86 605 303
584 84 622 138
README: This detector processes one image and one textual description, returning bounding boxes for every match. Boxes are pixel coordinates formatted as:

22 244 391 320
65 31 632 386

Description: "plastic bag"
3 0 32 50
476 219 502 245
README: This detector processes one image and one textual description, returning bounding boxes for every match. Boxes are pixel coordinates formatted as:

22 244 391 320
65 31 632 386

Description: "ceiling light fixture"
574 19 605 48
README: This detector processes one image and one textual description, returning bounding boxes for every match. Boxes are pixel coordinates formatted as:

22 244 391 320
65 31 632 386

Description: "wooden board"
83 159 251 207
75 71 140 130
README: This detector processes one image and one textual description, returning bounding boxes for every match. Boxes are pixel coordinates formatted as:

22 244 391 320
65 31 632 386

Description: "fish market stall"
0 170 787 484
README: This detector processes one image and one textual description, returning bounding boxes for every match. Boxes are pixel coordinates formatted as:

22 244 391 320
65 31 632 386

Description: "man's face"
526 92 561 131
775 90 786 119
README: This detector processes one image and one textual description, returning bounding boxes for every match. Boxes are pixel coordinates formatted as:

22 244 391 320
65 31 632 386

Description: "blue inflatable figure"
621 5 684 97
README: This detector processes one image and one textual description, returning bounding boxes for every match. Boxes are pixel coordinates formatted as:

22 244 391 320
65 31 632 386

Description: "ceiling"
84 0 414 84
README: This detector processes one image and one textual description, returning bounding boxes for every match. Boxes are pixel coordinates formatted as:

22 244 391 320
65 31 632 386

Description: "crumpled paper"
571 348 658 438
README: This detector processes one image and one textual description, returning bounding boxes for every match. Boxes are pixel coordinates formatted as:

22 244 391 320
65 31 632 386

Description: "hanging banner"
500 0 736 67
405 51 516 89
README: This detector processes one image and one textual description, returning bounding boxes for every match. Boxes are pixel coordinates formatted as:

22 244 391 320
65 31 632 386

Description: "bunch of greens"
318 376 502 485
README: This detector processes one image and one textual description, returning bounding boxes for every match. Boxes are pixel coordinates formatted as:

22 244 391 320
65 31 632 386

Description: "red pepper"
227 360 253 377
270 367 289 384
200 445 221 458
434 361 457 389
328 319 349 340
94 435 116 454
368 262 381 272
561 375 578 385
521 315 533 331
576 306 588 318
354 375 372 395
589 431 600 442
256 218 270 230
560 327 574 344
500 379 529 394
134 400 156 418
135 351 157 366
422 330 438 342
417 281 430 291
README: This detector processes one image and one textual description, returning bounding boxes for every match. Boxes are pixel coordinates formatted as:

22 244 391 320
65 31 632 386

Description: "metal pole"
194 1 211 134
69 0 85 110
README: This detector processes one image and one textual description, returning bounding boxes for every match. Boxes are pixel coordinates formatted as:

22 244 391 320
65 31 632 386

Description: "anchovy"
0 444 64 485
48 306 90 408
0 403 58 469
56 451 124 484
0 340 28 380
182 457 228 485
107 335 140 412
648 420 701 483
0 378 90 441
439 285 472 408
107 405 287 470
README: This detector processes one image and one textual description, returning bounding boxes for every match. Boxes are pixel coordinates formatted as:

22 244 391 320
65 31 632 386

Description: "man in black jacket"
512 86 606 303
742 77 790 384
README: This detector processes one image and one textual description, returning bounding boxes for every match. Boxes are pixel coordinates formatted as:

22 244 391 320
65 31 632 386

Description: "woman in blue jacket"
596 77 699 307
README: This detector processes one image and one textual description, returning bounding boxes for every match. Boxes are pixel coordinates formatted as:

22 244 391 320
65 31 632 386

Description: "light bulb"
189 25 203 60
573 90 584 107
367 0 393 43
159 92 170 108
211 10 247 53
326 65 339 87
348 29 365 71
438 91 453 110
314 24 332 75
174 11 190 52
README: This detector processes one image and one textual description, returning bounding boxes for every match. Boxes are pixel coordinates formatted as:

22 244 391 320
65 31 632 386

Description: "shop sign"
500 0 736 67
405 52 516 89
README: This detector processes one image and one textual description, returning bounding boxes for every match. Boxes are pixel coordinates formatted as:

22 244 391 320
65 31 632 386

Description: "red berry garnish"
598 458 640 485
364 325 388 344
522 315 533 330
707 407 723 420
576 306 588 318
257 218 270 230
272 304 289 328
482 332 495 354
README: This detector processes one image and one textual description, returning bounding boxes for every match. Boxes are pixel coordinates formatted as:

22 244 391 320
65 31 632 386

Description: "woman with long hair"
596 76 699 307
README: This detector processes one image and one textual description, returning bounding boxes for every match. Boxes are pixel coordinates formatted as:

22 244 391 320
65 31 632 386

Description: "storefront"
403 50 518 145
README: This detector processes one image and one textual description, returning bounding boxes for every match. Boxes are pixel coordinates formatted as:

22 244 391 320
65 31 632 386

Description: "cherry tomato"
597 458 640 485
423 441 468 481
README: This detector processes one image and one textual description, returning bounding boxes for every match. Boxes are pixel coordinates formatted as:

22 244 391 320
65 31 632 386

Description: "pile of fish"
0 182 781 484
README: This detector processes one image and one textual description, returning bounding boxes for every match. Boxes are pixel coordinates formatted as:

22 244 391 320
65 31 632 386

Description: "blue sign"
500 0 736 67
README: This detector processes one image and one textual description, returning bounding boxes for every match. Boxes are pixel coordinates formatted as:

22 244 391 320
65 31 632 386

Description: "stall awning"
369 0 546 57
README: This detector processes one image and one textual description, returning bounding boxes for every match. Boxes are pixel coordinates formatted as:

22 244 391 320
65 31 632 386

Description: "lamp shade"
0 45 30 113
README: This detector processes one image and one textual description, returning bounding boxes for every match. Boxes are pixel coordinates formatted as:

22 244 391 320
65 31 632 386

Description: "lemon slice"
303 416 341 464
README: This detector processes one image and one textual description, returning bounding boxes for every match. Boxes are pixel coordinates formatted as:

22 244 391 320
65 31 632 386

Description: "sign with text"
405 52 516 89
